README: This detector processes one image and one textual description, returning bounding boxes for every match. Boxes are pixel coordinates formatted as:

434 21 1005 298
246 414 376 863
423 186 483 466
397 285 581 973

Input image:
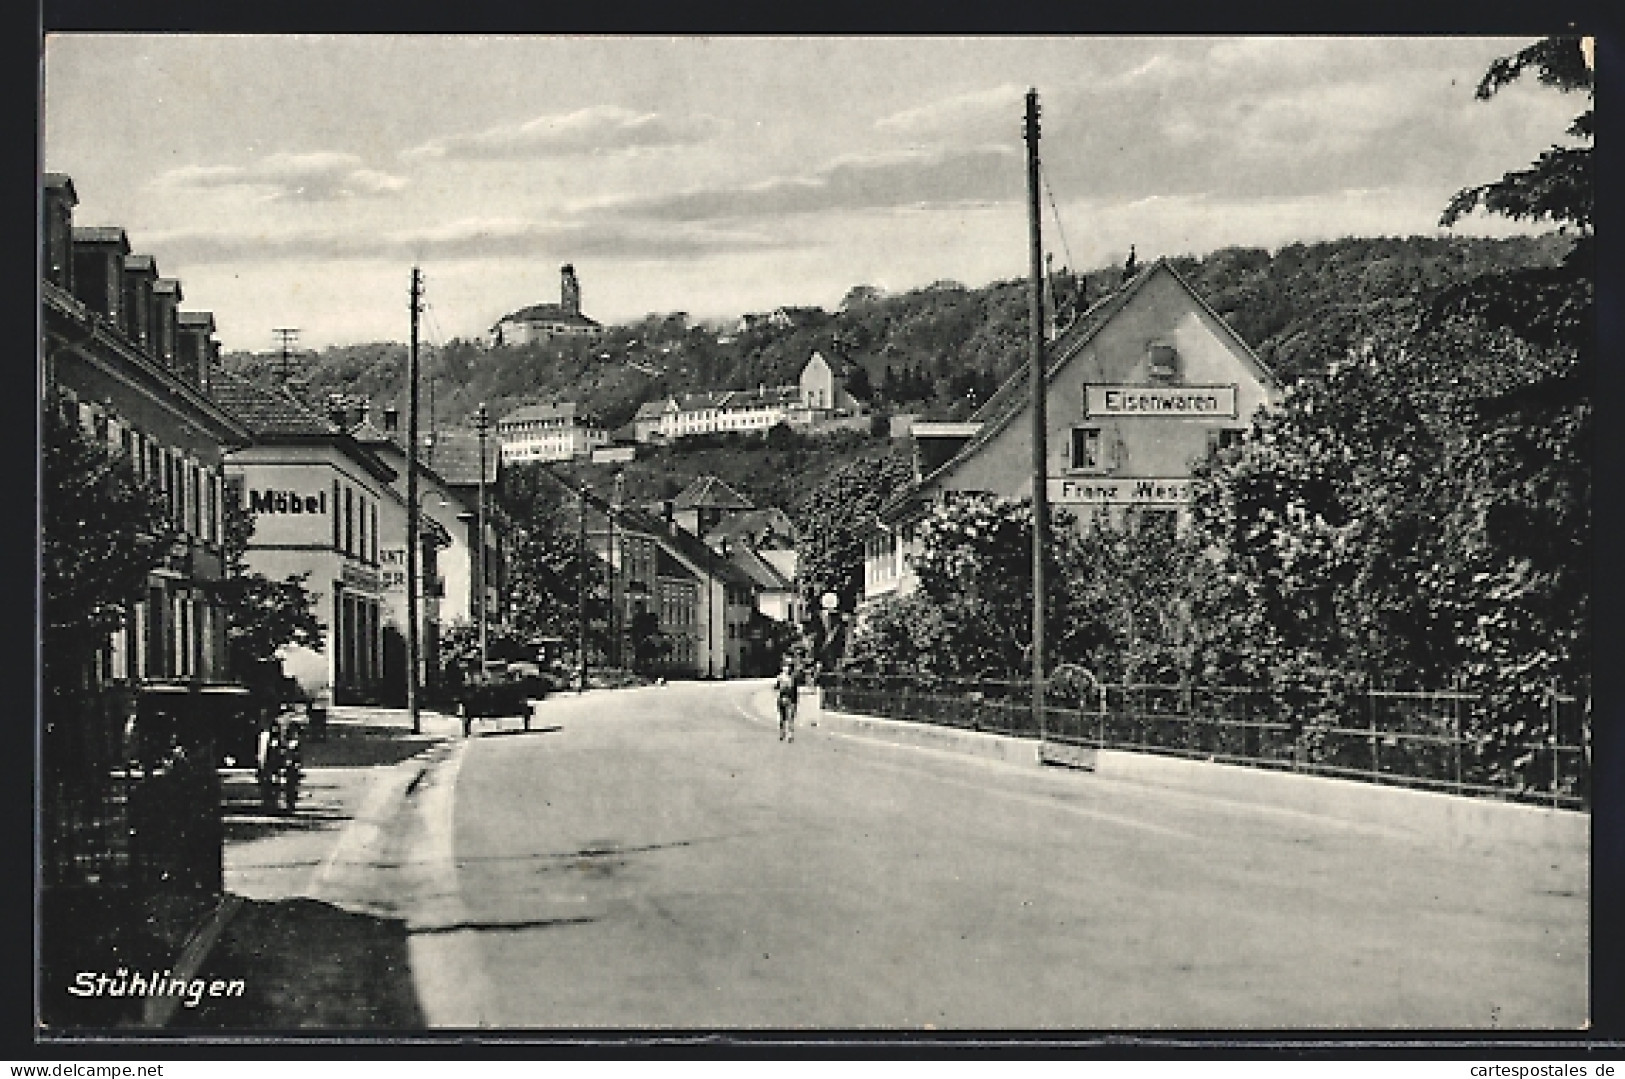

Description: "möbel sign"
248 489 328 515
1087 385 1236 417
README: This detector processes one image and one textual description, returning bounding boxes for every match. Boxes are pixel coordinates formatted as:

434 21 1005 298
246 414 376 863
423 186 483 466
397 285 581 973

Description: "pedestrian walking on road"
774 659 800 742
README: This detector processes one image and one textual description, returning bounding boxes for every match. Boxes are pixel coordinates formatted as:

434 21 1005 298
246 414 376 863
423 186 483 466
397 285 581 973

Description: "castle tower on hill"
561 264 581 318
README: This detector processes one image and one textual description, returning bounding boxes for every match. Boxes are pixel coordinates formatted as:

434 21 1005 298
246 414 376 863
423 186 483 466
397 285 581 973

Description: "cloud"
855 38 1573 207
136 215 800 266
584 145 1022 222
152 151 407 202
404 105 726 161
874 83 1027 144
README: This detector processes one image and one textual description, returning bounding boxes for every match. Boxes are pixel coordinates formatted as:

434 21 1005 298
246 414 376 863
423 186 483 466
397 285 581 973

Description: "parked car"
454 663 554 734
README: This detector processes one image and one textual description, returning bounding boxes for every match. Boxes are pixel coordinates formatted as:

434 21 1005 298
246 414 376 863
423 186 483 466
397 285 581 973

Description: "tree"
1434 35 1592 722
42 393 173 698
791 453 913 612
845 363 873 402
1440 37 1592 234
626 609 670 674
495 464 608 658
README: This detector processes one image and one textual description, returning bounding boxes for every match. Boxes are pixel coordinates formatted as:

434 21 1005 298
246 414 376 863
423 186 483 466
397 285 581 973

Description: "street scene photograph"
36 34 1592 1039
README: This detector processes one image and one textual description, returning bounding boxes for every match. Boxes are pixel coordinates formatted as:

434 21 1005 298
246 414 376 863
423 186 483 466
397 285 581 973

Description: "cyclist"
774 659 801 742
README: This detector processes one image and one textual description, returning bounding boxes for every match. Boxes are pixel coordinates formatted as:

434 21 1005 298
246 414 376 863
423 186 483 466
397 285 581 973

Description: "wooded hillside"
223 233 1571 452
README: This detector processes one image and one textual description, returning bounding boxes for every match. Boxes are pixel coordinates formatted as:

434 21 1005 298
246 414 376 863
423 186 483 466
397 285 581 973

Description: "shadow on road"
173 896 427 1030
411 915 597 935
474 725 563 739
305 727 443 768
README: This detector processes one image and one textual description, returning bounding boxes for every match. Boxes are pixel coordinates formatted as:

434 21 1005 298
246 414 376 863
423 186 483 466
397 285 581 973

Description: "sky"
41 35 1584 351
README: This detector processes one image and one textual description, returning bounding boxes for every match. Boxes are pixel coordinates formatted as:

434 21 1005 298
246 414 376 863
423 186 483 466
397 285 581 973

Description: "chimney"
42 174 77 291
383 406 399 434
152 278 183 370
122 255 158 352
176 311 216 387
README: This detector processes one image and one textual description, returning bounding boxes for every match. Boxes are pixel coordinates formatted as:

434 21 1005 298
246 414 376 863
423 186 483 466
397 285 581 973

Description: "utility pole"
474 402 492 676
577 484 589 693
405 270 422 735
1025 88 1049 743
273 327 299 382
604 471 614 666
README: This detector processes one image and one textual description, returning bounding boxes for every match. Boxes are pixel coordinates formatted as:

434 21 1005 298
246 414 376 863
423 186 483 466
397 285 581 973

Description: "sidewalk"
166 704 477 1030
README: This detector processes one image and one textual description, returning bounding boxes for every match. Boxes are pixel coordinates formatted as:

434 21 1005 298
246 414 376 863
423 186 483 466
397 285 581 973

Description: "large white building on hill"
632 352 862 443
496 401 609 463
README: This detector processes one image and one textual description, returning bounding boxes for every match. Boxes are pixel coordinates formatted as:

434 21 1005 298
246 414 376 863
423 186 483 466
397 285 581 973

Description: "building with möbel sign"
210 372 398 705
863 258 1282 605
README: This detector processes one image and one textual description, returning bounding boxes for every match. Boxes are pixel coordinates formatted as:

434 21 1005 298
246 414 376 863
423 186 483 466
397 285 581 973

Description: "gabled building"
862 258 1283 606
671 474 755 537
632 398 679 443
491 264 604 346
41 172 252 965
209 372 398 705
799 350 863 414
417 425 506 637
346 406 459 703
727 543 800 626
43 177 250 698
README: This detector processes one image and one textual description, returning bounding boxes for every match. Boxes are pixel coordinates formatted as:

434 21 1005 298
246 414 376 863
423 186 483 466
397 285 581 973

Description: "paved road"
421 680 1586 1030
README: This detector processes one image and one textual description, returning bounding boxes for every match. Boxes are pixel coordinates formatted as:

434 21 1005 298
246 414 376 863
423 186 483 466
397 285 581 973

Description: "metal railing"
819 674 1589 809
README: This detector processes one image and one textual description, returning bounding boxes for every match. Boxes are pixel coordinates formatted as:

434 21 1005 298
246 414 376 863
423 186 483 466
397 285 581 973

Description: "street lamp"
474 402 491 676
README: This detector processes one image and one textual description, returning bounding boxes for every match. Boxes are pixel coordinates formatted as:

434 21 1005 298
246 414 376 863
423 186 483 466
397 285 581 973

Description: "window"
189 464 202 536
1148 343 1179 381
1070 427 1102 471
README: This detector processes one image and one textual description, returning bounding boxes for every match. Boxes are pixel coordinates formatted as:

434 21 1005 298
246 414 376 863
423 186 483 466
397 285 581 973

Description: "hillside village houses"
490 263 604 346
632 351 864 443
41 173 253 909
543 472 801 679
863 258 1283 606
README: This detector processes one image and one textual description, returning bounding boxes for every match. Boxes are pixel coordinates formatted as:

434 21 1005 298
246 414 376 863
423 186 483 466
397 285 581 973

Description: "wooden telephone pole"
406 269 423 734
1025 89 1049 742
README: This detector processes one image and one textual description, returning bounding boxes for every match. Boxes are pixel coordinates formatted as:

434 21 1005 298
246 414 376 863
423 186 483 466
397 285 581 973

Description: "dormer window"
1148 342 1179 382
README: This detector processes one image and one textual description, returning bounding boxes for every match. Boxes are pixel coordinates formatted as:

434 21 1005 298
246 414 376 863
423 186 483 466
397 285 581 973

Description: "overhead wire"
1041 164 1079 337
